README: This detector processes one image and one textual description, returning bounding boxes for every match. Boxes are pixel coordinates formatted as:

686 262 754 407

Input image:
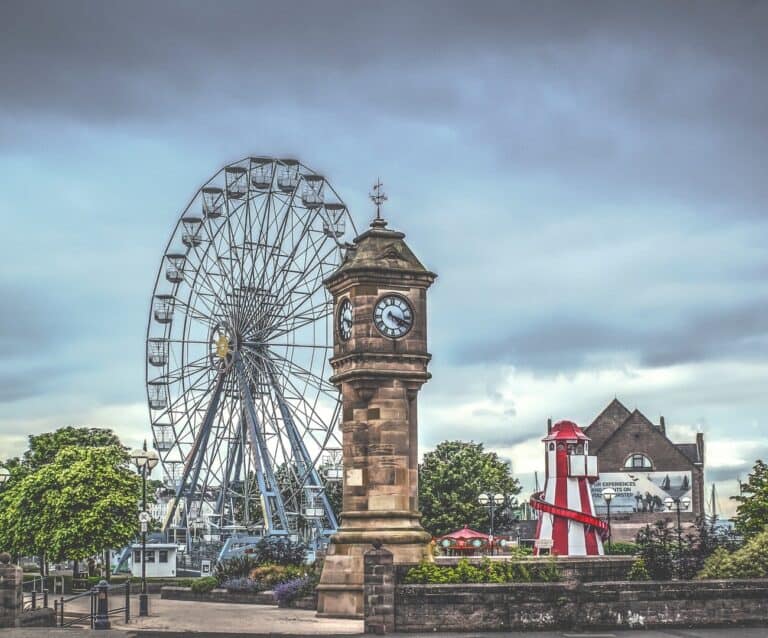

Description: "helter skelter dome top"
543 420 591 442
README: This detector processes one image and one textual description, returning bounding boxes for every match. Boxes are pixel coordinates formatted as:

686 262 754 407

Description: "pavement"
2 627 768 637
1 594 765 637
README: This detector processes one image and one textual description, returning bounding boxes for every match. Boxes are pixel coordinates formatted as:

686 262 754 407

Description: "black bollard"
93 579 111 630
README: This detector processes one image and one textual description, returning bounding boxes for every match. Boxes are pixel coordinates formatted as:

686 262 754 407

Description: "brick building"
584 398 705 542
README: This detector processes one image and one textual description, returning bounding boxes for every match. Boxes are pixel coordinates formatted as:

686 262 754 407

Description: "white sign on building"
591 471 692 514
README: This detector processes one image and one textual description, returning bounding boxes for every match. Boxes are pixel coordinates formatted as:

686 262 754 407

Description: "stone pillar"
0 552 23 628
363 544 394 635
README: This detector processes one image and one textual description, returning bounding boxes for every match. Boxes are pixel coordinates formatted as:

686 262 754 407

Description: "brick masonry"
364 546 395 634
392 579 768 632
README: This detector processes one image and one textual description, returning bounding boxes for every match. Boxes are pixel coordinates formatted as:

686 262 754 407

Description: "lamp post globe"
681 496 691 510
478 493 489 506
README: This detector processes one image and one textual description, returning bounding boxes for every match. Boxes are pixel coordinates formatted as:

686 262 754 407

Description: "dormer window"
624 454 653 469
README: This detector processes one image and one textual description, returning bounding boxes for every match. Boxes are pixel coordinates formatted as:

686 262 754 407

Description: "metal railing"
22 577 48 612
54 579 131 628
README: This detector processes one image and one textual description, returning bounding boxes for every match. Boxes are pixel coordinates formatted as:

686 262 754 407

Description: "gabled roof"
584 398 631 451
598 408 700 469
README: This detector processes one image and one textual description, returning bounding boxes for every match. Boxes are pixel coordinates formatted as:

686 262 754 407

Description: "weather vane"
369 179 387 220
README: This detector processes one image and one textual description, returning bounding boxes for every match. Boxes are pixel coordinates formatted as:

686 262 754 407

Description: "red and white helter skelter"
531 420 608 556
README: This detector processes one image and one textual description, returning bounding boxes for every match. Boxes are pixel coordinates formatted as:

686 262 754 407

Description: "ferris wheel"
144 156 356 542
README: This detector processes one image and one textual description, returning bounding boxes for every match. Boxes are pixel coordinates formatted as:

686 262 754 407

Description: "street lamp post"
478 492 516 555
601 487 616 552
664 495 691 579
131 442 159 617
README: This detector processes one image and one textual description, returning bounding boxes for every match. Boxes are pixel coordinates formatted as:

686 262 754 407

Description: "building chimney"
547 418 552 434
696 431 705 465
659 416 666 435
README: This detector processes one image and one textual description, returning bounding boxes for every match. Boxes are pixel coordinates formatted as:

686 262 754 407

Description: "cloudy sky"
1 1 766 516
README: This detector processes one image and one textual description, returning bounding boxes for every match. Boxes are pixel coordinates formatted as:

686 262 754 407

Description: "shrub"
698 526 768 579
627 558 651 581
214 555 260 583
606 542 638 555
403 557 560 584
251 563 305 587
249 537 306 566
273 576 314 607
636 521 675 580
190 576 219 594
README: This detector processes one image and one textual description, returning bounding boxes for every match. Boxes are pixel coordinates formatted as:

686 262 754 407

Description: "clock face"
337 298 352 341
373 294 414 338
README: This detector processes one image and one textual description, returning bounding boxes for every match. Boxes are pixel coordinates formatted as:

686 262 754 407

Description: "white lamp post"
601 487 616 552
131 442 159 616
478 492 507 555
664 495 691 579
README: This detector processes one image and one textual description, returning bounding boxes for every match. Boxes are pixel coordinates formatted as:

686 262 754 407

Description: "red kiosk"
436 525 491 555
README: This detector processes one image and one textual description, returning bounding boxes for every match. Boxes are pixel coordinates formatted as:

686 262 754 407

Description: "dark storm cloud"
1 0 766 217
458 298 768 373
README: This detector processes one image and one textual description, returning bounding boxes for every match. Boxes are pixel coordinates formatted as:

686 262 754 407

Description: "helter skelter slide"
530 420 608 556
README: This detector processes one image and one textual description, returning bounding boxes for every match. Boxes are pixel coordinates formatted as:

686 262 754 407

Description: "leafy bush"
606 542 638 555
635 521 675 580
251 563 305 587
190 576 219 594
627 558 651 581
273 576 314 607
698 526 768 579
249 536 306 566
403 557 560 584
214 555 260 583
221 577 262 592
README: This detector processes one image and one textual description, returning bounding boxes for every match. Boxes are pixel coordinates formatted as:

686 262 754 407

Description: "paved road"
2 627 768 637
2 627 767 637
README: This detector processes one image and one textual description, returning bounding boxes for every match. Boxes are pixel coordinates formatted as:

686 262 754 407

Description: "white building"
130 543 178 578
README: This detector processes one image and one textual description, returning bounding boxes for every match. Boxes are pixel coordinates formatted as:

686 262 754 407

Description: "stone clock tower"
316 185 436 617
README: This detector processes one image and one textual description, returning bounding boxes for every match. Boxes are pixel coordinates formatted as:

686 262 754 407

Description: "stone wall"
0 555 23 628
392 579 768 632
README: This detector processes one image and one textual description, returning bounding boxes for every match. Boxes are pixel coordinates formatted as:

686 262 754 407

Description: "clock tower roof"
325 215 436 286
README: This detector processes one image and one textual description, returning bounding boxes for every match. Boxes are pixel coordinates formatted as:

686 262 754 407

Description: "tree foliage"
732 459 768 540
698 526 768 579
21 426 125 471
0 445 140 561
418 441 521 537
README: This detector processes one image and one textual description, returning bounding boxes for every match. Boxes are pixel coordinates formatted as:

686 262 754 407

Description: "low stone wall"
393 579 768 632
18 608 56 627
161 586 276 605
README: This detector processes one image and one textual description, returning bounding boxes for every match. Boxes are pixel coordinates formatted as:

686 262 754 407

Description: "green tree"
21 427 125 470
0 446 141 568
418 440 521 537
732 459 768 539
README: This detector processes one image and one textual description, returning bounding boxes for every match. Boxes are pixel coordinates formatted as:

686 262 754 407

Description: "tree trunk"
72 559 79 580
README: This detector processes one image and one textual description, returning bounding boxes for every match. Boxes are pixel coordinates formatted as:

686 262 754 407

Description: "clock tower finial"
369 178 388 227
